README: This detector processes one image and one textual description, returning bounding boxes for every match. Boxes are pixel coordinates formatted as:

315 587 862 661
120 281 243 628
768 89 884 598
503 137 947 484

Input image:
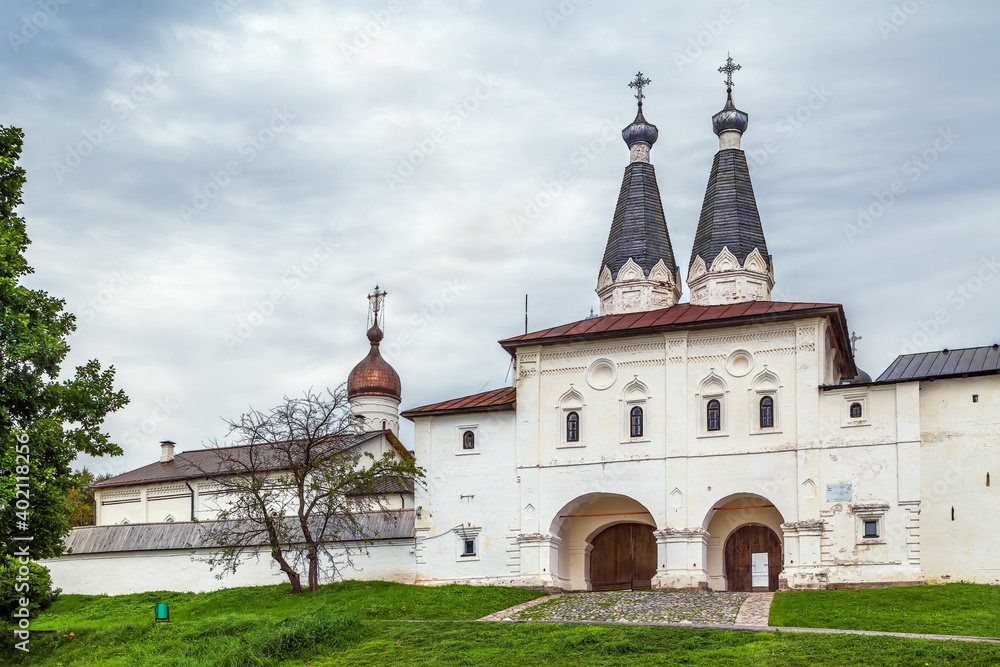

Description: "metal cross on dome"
367 285 387 328
628 71 651 103
850 331 863 356
718 54 741 90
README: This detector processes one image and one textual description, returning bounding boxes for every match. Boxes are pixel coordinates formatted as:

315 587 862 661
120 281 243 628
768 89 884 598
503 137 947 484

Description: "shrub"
0 556 61 621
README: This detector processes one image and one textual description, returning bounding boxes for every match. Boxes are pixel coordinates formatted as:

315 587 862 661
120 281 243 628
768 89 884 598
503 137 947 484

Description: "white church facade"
44 66 1000 595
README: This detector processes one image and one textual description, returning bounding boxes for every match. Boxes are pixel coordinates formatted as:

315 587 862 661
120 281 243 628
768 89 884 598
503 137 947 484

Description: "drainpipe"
184 480 195 521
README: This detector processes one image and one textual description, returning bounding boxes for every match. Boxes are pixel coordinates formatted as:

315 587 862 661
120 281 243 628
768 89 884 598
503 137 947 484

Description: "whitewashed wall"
918 375 1000 584
42 540 416 596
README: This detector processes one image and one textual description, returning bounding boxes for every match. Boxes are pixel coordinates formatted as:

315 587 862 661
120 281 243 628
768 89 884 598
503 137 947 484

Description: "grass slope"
318 622 1000 666
1 580 545 665
9 619 1000 666
27 579 545 630
770 583 1000 638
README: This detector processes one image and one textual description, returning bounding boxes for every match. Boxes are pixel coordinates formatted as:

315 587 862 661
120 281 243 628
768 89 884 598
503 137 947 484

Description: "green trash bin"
154 603 170 622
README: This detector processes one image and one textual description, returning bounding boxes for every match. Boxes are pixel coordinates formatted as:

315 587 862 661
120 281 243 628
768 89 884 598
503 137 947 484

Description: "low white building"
45 69 1000 595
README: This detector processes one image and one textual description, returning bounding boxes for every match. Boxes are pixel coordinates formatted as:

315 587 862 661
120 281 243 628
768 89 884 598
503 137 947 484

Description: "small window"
973 394 979 403
863 520 878 538
850 402 863 419
462 430 475 450
462 539 476 556
566 412 579 442
759 396 774 428
629 406 643 438
707 400 721 431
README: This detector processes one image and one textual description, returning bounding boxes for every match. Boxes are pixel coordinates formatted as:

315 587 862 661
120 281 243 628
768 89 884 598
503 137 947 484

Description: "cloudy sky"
5 0 998 475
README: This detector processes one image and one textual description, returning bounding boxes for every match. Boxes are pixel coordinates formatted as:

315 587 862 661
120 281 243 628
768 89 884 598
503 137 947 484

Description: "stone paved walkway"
490 590 748 625
476 591 1000 643
733 592 773 627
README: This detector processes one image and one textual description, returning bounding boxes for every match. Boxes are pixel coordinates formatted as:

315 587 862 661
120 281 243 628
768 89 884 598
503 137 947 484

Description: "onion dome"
622 105 659 148
347 323 401 401
712 90 749 136
844 368 873 385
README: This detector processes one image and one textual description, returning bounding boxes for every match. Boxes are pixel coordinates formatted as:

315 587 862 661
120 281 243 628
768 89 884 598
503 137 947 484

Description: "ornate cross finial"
718 54 741 91
850 331 863 356
367 284 387 329
628 71 651 103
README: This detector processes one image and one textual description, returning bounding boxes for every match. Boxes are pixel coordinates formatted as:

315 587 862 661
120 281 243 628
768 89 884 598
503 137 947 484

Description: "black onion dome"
622 105 659 148
849 368 873 384
347 323 401 400
712 90 749 136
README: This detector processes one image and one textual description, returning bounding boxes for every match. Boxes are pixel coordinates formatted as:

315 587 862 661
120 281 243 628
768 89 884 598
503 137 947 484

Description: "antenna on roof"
525 294 528 335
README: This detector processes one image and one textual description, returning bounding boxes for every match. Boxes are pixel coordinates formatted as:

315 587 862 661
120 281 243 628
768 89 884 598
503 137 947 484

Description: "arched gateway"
549 493 657 591
704 493 786 592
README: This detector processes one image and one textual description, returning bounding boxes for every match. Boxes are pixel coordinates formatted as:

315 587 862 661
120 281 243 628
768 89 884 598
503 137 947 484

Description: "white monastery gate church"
46 64 1000 595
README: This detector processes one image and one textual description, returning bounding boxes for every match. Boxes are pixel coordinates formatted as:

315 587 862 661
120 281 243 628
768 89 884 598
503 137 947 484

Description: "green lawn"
25 579 545 630
6 582 1000 666
7 618 1000 666
770 583 1000 638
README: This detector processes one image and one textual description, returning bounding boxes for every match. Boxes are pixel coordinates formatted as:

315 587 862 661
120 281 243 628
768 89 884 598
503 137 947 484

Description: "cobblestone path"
505 590 748 625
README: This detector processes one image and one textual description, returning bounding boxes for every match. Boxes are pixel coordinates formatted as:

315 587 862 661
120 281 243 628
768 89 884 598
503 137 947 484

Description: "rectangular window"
863 520 879 539
462 539 476 556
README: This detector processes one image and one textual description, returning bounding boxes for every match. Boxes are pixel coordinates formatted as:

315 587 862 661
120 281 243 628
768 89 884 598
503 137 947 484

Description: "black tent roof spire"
596 72 681 316
687 56 774 306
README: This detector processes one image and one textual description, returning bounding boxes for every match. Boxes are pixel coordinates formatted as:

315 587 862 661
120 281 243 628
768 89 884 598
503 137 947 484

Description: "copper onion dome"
347 323 401 401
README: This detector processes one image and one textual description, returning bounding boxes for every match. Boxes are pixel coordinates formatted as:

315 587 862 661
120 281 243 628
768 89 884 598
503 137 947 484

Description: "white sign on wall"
826 483 852 502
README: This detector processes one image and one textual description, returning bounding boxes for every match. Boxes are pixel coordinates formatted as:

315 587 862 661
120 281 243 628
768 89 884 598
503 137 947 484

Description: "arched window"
707 399 721 431
462 430 475 450
566 412 579 442
630 406 643 438
850 402 863 419
760 396 774 428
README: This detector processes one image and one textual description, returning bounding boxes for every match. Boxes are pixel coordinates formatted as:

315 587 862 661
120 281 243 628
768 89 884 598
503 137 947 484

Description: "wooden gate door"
590 523 657 591
724 524 782 592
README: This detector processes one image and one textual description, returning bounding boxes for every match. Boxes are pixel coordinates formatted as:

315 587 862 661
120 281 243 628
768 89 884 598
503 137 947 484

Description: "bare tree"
192 385 422 593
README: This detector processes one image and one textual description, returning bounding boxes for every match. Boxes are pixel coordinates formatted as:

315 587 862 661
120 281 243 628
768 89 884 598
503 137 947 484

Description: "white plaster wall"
42 540 416 596
412 410 519 585
918 375 1000 584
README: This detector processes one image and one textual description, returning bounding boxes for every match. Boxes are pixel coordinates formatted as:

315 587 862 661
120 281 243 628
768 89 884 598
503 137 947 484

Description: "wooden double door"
590 523 657 591
724 524 782 592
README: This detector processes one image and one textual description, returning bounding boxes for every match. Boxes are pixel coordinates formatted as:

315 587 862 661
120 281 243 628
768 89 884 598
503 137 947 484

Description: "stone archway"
548 493 657 591
724 524 782 591
590 523 657 591
703 493 786 592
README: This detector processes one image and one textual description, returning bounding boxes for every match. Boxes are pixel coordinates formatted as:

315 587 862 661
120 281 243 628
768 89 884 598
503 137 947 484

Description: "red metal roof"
401 387 516 420
500 302 843 348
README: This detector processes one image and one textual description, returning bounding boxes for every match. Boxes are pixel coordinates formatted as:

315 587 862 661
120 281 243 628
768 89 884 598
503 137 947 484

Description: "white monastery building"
45 65 1000 595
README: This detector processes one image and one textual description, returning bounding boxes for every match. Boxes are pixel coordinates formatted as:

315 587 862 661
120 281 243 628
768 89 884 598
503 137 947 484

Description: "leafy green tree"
0 126 129 560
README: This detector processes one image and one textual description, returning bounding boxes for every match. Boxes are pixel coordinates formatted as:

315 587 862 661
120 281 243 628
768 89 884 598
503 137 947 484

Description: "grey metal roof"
689 149 770 272
877 345 1000 382
600 162 678 280
90 430 398 490
62 510 415 555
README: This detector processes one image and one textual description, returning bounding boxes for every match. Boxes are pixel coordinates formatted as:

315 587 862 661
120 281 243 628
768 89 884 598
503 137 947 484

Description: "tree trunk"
308 549 319 592
272 549 303 593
